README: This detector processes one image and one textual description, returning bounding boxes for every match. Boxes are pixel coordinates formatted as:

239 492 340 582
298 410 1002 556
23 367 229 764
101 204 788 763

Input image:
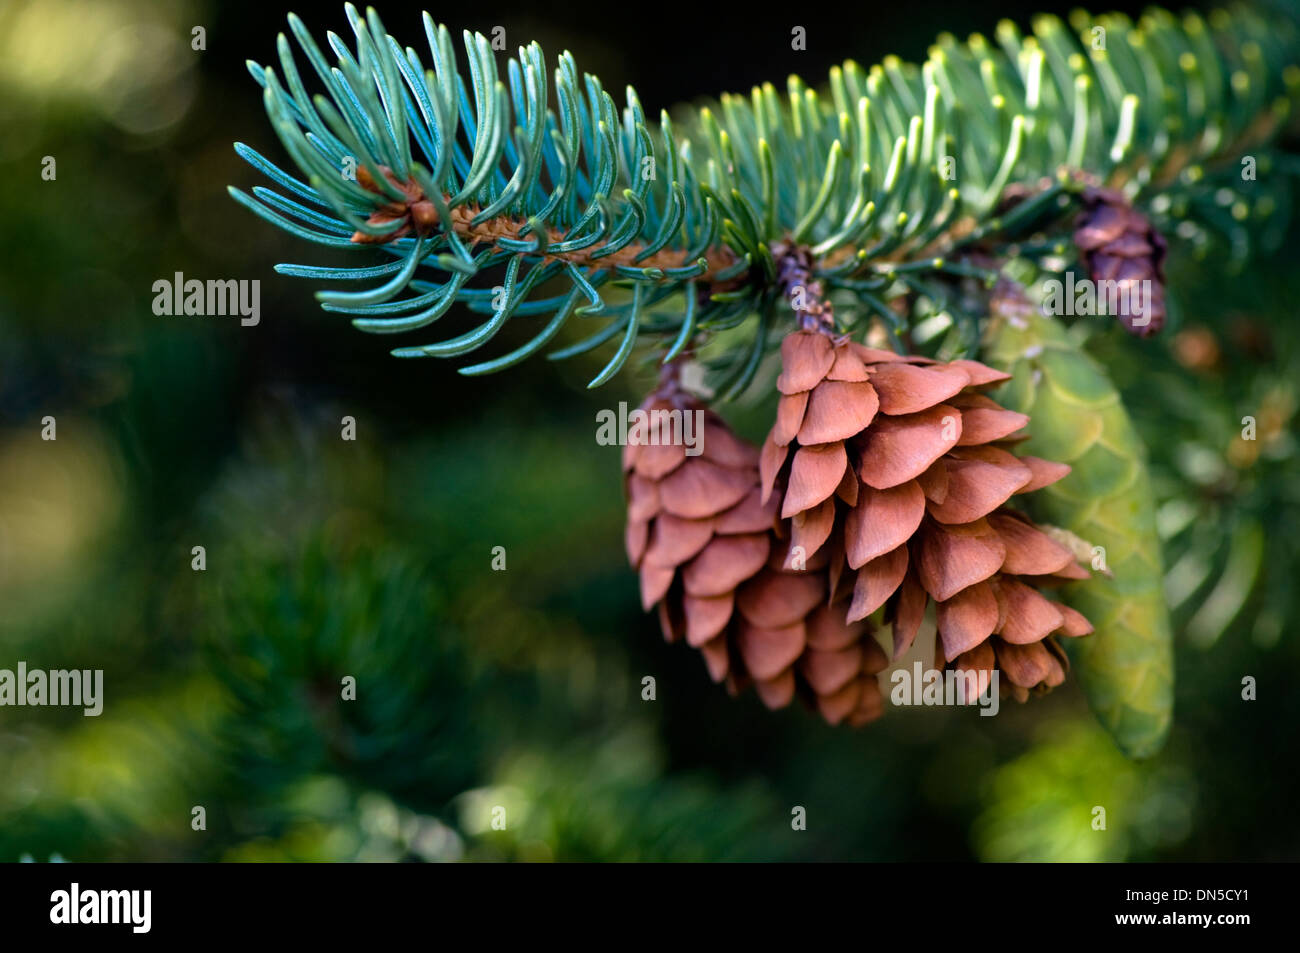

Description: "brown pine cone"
762 329 1095 706
1073 186 1168 337
624 384 774 687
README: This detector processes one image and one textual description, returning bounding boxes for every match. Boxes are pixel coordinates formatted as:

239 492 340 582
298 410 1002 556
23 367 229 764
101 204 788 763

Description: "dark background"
1 0 1297 861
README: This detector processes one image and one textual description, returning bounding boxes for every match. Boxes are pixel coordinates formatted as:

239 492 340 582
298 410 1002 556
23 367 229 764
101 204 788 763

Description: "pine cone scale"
857 405 962 489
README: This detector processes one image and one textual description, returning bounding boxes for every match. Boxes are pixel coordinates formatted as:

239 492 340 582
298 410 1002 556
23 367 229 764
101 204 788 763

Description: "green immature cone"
984 292 1172 759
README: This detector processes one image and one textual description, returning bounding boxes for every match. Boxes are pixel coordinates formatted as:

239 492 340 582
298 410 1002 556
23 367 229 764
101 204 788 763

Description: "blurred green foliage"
2 0 1298 862
989 303 1175 759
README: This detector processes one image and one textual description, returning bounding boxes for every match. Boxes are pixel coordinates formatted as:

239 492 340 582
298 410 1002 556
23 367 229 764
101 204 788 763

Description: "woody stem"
771 240 835 334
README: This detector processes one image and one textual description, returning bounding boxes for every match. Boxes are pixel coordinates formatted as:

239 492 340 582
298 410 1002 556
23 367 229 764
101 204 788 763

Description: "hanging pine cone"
625 367 886 725
624 378 773 687
1073 186 1167 337
762 329 1095 705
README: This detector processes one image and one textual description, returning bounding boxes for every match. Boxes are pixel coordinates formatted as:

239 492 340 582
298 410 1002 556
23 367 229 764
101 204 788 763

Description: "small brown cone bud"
1073 186 1168 337
351 163 441 243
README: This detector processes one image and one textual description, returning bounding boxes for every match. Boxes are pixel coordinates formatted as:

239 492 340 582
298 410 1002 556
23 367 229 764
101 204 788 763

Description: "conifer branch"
231 4 1300 390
